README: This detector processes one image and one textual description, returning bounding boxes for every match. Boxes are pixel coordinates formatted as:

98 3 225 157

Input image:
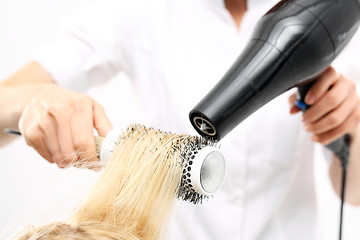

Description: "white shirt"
33 0 360 239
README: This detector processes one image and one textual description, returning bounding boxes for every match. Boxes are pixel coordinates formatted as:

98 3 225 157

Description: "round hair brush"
95 126 226 204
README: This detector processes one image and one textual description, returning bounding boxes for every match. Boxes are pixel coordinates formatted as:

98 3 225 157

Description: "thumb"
93 101 113 137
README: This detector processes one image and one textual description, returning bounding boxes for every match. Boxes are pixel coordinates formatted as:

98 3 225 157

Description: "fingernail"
290 107 297 114
305 94 314 105
310 135 317 142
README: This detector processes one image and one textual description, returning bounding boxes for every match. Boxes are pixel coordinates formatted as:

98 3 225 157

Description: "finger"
288 92 301 114
290 105 301 114
18 108 55 164
311 104 360 145
303 78 349 123
70 99 100 170
47 111 77 168
305 67 339 105
37 114 66 167
305 91 358 135
47 108 77 168
288 91 297 105
93 101 113 137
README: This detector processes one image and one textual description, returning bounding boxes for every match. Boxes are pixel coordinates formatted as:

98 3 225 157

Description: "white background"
0 0 359 239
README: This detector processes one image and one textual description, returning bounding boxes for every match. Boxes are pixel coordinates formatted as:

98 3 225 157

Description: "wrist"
0 84 29 146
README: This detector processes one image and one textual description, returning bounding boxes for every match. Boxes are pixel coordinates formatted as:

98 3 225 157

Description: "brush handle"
296 84 350 168
4 128 105 161
95 136 105 159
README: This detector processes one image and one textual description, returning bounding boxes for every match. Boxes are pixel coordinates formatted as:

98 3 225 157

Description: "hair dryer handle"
296 83 350 168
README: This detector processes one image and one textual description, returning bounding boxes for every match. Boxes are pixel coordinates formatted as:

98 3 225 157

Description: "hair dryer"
190 0 360 166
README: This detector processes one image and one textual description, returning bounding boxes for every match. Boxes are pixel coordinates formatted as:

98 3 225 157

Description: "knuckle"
47 104 64 117
325 92 339 106
72 95 92 112
38 117 52 132
327 66 337 76
47 95 91 115
327 114 341 126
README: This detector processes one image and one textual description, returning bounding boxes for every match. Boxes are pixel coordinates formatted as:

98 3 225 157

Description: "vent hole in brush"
187 167 191 171
189 161 193 165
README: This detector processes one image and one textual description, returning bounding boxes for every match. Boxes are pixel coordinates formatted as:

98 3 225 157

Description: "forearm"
329 126 360 206
0 62 55 146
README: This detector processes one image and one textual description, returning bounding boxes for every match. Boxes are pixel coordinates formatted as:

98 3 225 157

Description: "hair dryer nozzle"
190 111 218 140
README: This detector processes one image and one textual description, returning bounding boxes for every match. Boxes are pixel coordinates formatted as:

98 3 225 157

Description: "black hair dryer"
190 0 360 166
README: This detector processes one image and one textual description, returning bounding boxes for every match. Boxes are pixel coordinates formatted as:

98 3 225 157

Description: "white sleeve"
32 1 132 91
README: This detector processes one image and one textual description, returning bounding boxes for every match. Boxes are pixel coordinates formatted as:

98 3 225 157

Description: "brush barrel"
98 129 226 196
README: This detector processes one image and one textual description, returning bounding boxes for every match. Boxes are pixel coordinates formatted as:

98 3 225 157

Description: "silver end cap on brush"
189 146 226 196
178 141 226 204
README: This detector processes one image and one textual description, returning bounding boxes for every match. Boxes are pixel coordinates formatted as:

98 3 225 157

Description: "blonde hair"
15 124 198 240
